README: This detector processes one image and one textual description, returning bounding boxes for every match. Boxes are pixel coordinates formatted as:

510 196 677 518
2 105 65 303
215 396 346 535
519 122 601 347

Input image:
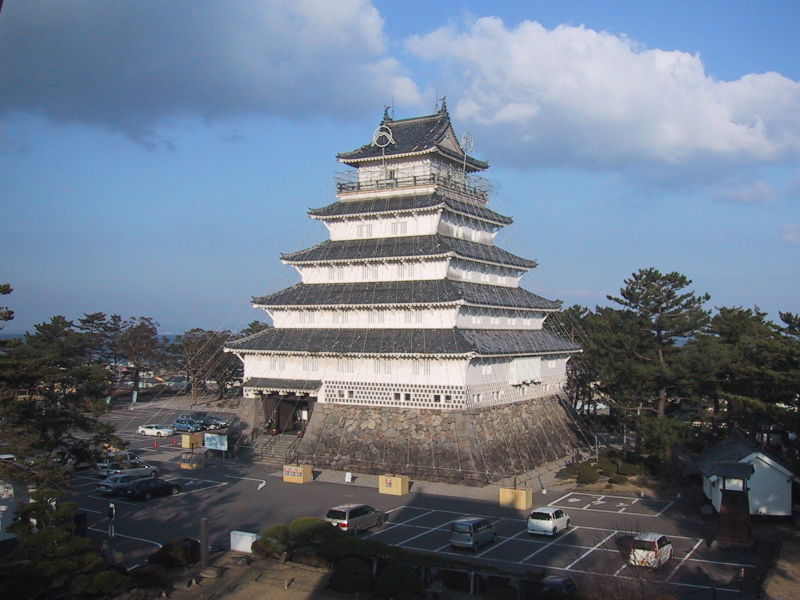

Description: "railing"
334 171 491 203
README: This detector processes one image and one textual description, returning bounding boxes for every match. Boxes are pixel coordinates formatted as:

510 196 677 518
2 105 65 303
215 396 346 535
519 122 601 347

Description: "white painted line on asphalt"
549 491 573 505
369 509 458 539
667 538 704 581
613 563 628 576
477 527 525 556
519 527 577 562
654 500 674 517
225 475 267 489
566 530 617 569
79 507 103 514
88 526 162 547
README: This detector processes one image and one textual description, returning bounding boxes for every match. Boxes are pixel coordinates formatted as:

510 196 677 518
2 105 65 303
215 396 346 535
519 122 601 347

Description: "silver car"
324 504 385 536
449 516 497 552
95 460 157 478
95 474 145 496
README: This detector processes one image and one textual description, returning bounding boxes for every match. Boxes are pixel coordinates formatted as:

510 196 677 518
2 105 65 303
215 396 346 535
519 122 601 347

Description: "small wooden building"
698 435 795 517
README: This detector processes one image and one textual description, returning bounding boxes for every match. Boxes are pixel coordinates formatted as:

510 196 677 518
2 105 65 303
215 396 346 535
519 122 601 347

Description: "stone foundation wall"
293 395 587 484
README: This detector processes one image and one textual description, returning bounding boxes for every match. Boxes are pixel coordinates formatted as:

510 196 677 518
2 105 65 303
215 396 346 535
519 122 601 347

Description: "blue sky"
1 1 798 334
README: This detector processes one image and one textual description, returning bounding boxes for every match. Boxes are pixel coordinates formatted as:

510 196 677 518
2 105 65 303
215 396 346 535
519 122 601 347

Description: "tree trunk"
657 347 667 417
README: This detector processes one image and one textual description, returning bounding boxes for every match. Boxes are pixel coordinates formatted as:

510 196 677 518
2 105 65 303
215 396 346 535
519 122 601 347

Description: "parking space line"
364 509 441 538
667 538 704 581
520 526 579 562
396 515 466 547
566 530 617 569
478 529 527 556
548 491 573 505
87 527 162 547
654 500 674 516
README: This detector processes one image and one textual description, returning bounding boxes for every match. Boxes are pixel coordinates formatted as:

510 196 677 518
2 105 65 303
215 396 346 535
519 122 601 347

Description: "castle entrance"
261 394 315 434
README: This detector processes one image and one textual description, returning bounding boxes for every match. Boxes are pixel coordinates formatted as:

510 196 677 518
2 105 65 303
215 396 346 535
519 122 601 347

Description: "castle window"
404 393 411 401
347 390 354 399
394 392 401 401
413 360 430 375
433 394 441 403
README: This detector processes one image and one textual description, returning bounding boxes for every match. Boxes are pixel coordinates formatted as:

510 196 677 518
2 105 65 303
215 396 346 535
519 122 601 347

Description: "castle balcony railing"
335 170 492 204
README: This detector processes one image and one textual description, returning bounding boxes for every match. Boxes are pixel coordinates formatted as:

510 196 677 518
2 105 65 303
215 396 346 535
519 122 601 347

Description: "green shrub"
328 557 373 593
597 458 618 476
147 537 200 568
253 524 290 559
374 562 422 599
127 564 168 589
576 464 599 484
617 462 640 477
70 570 131 597
291 546 333 569
609 474 629 485
556 464 579 479
438 569 470 591
288 517 336 545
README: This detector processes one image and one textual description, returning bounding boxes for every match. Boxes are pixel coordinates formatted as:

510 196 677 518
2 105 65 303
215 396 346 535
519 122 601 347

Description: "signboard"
204 433 228 451
282 464 312 484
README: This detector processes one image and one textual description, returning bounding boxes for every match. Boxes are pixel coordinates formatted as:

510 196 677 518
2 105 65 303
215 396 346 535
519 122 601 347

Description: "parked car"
95 474 145 496
202 415 231 430
527 506 571 536
628 532 673 569
172 418 204 433
95 460 157 478
449 516 497 552
179 412 208 422
117 477 180 501
137 424 176 437
324 504 385 535
537 575 577 598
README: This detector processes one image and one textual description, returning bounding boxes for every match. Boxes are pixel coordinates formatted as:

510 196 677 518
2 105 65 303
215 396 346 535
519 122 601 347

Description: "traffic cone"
172 437 178 446
152 439 159 448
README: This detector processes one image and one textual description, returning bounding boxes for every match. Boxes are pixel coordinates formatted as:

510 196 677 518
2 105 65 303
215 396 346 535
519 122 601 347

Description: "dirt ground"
118 555 337 600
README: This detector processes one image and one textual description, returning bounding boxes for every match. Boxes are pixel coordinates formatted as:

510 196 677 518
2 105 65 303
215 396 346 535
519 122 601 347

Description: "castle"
226 102 585 483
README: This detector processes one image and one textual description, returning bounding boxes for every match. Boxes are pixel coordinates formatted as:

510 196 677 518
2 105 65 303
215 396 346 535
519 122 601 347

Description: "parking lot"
366 503 754 595
68 403 764 595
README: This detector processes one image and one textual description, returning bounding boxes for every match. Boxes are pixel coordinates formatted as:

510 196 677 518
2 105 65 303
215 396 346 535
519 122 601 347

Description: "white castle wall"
326 212 440 241
269 306 459 329
267 306 544 330
295 257 448 284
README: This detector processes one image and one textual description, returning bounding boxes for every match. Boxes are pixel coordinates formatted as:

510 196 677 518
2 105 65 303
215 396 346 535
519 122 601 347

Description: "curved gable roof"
337 104 488 171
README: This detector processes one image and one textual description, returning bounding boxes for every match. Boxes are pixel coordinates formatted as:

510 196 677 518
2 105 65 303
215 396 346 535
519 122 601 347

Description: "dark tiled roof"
282 234 537 269
253 280 561 310
705 461 755 480
697 435 756 466
226 328 580 356
337 106 488 171
308 194 512 226
243 378 321 392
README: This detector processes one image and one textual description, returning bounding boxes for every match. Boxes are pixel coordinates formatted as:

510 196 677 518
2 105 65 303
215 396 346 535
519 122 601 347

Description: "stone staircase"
253 433 299 466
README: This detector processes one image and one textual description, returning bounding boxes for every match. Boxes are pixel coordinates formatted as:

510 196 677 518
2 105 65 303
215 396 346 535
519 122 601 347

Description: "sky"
1 0 799 335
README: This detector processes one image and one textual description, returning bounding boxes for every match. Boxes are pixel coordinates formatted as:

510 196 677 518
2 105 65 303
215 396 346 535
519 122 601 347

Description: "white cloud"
781 224 800 244
406 17 800 174
714 180 778 205
0 1 421 144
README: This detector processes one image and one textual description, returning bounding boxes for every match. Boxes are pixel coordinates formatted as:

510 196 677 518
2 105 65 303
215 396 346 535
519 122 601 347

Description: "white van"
628 532 673 568
527 506 570 536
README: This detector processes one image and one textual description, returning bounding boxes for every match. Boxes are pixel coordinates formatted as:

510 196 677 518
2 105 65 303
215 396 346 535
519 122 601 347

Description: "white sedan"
137 424 175 437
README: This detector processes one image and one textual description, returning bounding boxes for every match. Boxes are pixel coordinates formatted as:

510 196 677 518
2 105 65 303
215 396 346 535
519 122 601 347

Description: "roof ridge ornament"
371 125 395 148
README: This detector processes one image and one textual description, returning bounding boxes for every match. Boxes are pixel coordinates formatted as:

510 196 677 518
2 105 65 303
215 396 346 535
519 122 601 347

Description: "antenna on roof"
460 131 473 179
